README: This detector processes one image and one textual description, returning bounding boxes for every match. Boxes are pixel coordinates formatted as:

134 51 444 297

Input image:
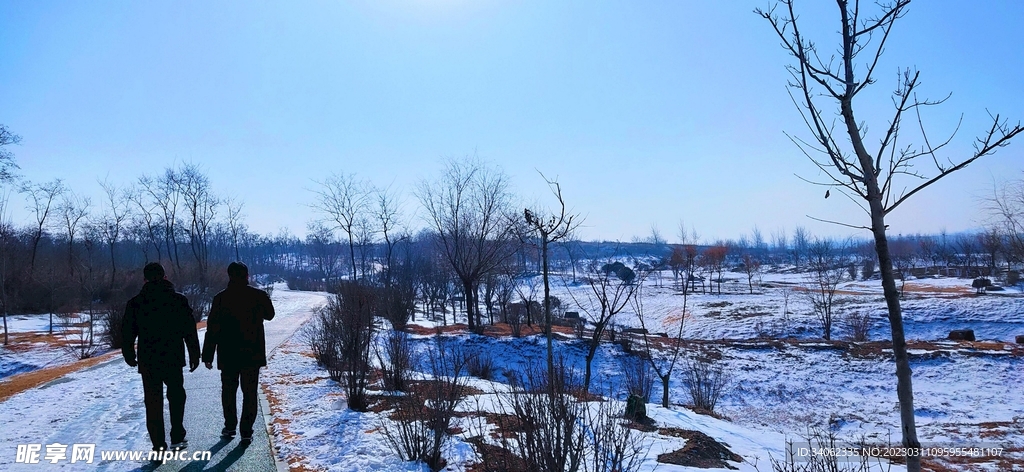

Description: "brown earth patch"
656 428 742 469
0 350 118 402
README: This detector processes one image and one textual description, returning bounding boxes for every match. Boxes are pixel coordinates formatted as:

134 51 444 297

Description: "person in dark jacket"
202 261 275 444
122 262 201 452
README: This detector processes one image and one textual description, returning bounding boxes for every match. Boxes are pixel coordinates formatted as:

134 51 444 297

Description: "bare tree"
306 220 342 283
978 228 1002 277
139 168 184 271
0 191 12 345
126 185 162 262
311 173 370 281
178 164 219 278
524 175 580 377
375 185 407 287
758 2 1024 468
98 179 132 287
225 197 245 262
956 234 979 278
986 178 1024 266
21 178 65 271
634 275 689 409
57 190 91 275
742 252 763 294
564 258 642 394
0 125 20 183
418 158 518 331
805 238 847 340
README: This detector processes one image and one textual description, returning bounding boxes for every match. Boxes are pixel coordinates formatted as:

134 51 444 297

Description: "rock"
948 329 976 342
1015 335 1024 344
625 394 647 422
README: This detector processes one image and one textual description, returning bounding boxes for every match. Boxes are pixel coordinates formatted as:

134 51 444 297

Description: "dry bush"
380 337 470 471
619 355 654 403
485 357 648 472
102 306 124 350
681 351 728 414
843 312 872 342
771 428 890 472
467 349 495 380
59 310 100 360
376 329 415 392
494 356 587 472
308 282 377 410
585 398 649 472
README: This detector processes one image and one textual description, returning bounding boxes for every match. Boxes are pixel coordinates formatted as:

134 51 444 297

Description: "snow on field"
0 312 112 379
1 272 1020 471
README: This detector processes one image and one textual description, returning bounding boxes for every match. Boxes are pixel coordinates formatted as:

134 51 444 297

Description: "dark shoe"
220 428 236 439
170 439 188 451
239 435 253 446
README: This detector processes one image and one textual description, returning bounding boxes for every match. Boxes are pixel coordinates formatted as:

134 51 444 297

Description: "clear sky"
1 0 1022 243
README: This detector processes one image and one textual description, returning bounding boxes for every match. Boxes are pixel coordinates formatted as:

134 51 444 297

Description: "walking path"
0 286 327 472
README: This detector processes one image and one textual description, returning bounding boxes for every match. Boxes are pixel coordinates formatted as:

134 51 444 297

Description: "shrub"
843 312 872 342
771 428 880 472
496 357 586 472
467 350 495 380
861 258 876 280
681 351 728 414
380 338 469 471
377 329 415 392
310 282 377 411
619 355 654 403
102 306 124 350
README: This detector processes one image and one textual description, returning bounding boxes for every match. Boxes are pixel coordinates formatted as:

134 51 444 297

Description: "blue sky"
1 1 1022 243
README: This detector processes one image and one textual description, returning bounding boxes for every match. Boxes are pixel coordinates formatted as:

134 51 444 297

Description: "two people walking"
121 261 275 452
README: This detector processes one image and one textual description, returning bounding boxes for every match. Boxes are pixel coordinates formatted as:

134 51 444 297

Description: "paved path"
150 287 327 472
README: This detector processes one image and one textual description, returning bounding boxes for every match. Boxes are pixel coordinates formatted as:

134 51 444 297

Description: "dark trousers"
140 367 186 449
221 368 260 437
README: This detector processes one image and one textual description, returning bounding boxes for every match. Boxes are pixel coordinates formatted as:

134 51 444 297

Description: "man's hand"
125 358 138 368
204 362 213 370
189 359 200 372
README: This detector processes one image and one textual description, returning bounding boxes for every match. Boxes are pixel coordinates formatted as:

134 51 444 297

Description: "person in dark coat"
122 262 201 452
202 261 275 444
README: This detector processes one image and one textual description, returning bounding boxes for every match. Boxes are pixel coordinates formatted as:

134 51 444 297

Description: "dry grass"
0 350 118 402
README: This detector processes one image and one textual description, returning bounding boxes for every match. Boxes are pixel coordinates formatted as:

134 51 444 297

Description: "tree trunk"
542 233 554 378
660 374 670 409
461 279 476 330
843 95 922 471
584 347 596 394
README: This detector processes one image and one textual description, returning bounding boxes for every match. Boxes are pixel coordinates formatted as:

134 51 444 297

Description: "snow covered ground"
0 312 111 380
2 272 1021 471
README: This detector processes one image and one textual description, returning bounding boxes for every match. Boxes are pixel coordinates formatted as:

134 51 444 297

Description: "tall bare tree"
21 178 65 272
418 158 518 331
57 190 91 276
179 164 219 278
98 179 131 287
311 173 370 281
225 197 246 262
375 185 407 287
139 168 183 271
758 1 1024 468
524 175 580 377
